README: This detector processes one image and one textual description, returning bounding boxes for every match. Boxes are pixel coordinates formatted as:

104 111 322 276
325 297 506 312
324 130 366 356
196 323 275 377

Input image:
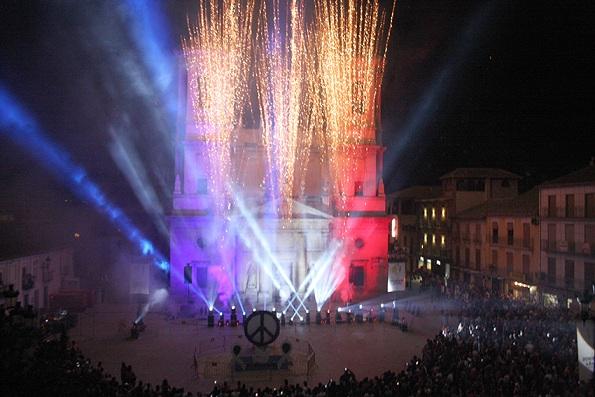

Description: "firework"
255 0 313 216
182 0 254 216
314 0 395 203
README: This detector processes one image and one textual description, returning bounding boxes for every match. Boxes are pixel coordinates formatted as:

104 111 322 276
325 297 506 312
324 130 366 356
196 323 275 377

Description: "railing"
490 238 534 250
542 240 595 256
541 206 587 218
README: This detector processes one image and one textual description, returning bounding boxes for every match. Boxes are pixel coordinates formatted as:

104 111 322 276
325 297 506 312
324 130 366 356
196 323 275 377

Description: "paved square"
72 302 441 393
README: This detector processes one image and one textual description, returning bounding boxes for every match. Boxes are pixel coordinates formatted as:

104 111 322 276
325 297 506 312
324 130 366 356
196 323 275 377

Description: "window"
441 207 446 220
432 234 436 245
585 262 595 291
431 208 436 220
492 222 499 244
492 250 498 267
547 224 556 250
586 193 595 218
501 179 510 188
547 257 556 284
464 248 470 267
440 235 446 246
475 249 481 271
456 246 460 265
456 179 485 192
197 178 208 194
423 233 428 244
522 223 530 248
547 195 557 217
586 225 595 253
423 208 428 219
349 265 365 287
565 224 575 252
507 222 513 245
522 254 530 275
565 194 575 217
506 252 513 274
475 224 481 242
564 260 574 287
354 181 364 196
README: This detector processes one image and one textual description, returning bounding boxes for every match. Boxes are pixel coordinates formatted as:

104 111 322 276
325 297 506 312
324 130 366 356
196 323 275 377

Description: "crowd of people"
2 284 594 396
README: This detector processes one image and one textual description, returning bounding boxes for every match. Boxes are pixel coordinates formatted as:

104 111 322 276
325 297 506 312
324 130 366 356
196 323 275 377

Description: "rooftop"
540 164 595 188
456 188 539 219
440 168 521 180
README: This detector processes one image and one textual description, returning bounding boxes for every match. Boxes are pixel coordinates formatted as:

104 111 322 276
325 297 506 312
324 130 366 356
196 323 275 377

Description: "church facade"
169 75 390 310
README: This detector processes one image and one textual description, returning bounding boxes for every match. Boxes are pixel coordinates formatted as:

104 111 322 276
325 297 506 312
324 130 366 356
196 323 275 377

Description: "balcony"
542 240 595 257
541 206 586 219
491 238 535 250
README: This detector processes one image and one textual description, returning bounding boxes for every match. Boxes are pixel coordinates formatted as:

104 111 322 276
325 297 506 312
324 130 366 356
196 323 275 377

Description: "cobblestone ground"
72 296 443 394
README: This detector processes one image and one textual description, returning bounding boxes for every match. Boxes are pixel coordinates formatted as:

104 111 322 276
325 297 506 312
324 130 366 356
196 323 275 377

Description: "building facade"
539 164 595 306
169 69 389 309
0 247 77 310
416 168 521 280
453 189 540 299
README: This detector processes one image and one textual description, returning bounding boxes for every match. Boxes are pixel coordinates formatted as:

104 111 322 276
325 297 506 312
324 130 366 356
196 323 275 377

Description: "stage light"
381 303 384 308
232 306 236 310
207 309 215 328
253 308 256 312
359 304 363 310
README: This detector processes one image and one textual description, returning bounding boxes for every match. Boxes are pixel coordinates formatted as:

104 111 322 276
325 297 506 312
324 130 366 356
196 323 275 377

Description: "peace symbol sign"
244 311 280 347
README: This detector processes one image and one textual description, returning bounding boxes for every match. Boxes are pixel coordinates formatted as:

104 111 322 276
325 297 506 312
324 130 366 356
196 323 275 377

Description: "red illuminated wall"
330 144 390 303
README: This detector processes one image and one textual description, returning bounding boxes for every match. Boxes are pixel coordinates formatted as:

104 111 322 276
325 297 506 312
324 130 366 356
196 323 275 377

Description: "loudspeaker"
184 265 192 284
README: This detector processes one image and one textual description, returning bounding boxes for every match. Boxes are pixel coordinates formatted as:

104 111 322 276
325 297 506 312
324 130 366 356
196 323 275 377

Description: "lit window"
431 208 436 219
423 208 428 219
432 234 436 245
441 207 446 220
391 218 398 238
441 235 446 246
424 233 428 243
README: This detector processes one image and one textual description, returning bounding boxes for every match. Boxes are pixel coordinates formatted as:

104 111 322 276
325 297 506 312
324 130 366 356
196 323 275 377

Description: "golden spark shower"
255 0 313 216
182 0 395 212
182 0 254 216
315 0 395 204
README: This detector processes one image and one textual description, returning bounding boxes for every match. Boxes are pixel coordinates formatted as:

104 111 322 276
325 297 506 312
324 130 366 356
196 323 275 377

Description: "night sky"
0 0 593 252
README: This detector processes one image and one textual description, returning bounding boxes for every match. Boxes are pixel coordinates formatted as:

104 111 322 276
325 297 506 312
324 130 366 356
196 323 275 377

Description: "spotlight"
252 308 256 312
218 312 225 327
316 310 322 325
231 306 238 327
359 304 363 310
207 308 215 328
242 311 247 324
336 308 343 324
305 310 310 325
325 309 330 324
